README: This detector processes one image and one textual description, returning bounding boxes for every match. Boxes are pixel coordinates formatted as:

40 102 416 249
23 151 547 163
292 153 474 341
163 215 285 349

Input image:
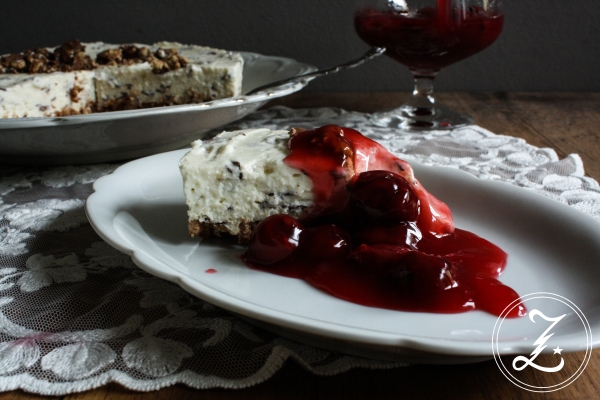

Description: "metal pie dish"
0 52 316 165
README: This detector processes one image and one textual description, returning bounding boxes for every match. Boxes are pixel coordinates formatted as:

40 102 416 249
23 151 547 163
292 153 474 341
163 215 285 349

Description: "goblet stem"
404 71 438 119
368 70 474 131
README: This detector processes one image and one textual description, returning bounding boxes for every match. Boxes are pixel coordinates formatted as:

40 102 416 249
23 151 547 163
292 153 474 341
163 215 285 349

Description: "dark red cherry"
285 125 356 218
299 224 351 260
245 215 303 265
350 170 419 224
389 252 457 295
292 124 354 161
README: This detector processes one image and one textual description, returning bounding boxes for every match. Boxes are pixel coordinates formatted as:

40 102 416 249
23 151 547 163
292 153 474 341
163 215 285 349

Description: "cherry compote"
245 214 302 265
241 125 524 317
354 2 504 72
350 170 419 225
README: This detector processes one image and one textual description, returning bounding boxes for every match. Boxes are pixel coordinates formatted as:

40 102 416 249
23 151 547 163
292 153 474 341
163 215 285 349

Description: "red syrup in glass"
354 1 504 71
241 125 524 317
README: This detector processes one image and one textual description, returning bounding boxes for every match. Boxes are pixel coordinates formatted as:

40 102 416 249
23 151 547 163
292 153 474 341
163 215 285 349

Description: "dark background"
2 0 599 92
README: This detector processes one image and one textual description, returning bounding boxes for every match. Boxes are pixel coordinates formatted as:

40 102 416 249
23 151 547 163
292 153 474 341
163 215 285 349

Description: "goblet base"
369 105 474 131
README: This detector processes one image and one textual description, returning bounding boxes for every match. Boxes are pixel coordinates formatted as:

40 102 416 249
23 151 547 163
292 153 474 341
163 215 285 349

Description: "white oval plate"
0 52 315 165
85 149 600 363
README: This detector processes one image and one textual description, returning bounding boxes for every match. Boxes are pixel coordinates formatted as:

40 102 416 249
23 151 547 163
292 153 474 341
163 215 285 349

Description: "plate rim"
85 148 600 357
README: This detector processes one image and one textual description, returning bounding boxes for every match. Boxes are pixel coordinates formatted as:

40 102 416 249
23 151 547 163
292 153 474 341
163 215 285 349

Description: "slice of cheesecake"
179 128 314 241
179 125 454 243
0 40 243 118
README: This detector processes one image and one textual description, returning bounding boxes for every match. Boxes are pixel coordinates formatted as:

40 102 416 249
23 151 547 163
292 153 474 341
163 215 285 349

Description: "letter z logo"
512 309 565 373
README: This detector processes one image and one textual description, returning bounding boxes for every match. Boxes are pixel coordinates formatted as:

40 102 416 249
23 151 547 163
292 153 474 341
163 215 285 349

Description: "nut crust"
188 219 257 244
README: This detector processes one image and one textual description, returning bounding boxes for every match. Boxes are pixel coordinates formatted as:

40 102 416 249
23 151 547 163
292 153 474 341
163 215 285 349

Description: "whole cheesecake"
0 40 243 118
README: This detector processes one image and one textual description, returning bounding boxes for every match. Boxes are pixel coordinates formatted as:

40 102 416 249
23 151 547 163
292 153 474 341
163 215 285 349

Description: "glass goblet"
354 0 504 130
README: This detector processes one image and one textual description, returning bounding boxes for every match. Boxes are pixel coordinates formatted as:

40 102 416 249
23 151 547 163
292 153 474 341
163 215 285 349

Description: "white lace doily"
0 106 598 395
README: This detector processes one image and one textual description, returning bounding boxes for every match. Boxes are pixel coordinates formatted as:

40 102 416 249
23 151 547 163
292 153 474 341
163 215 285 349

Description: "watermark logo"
492 292 592 393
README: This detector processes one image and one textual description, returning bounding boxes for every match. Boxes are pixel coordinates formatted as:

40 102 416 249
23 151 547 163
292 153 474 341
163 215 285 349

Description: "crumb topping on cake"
1 40 95 74
0 40 190 75
96 44 190 74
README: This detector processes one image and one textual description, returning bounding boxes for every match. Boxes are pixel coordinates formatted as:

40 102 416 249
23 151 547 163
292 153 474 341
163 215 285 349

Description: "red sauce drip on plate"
205 268 217 274
242 125 524 317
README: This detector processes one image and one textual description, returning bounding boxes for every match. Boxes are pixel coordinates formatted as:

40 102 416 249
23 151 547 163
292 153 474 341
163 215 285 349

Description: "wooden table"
3 92 599 400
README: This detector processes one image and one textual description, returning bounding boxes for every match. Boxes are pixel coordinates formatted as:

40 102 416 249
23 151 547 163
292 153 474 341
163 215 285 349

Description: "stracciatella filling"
179 128 314 241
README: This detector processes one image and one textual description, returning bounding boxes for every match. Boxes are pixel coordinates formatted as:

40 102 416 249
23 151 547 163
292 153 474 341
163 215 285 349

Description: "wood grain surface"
3 92 598 400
